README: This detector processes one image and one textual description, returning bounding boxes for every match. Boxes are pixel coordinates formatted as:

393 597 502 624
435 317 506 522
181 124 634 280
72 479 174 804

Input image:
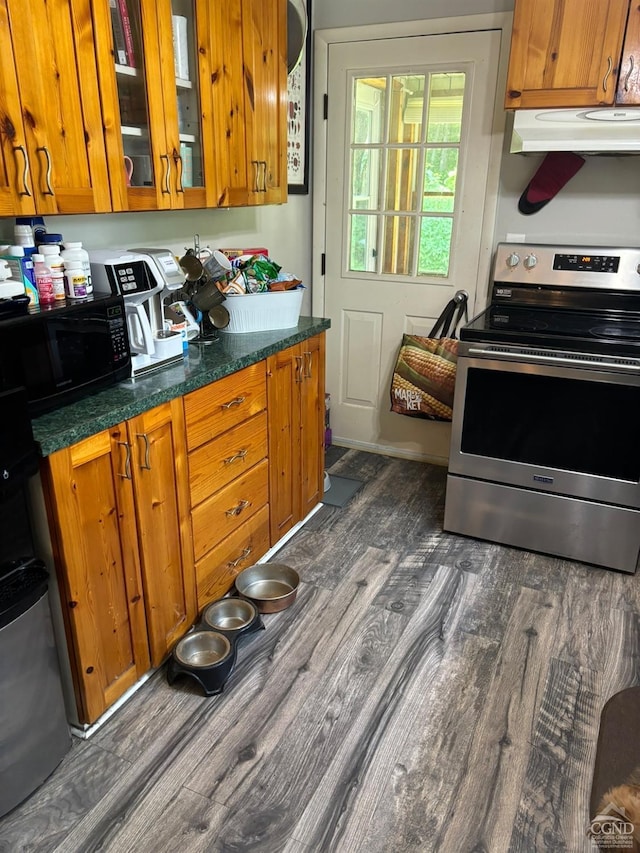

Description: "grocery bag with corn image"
390 292 468 421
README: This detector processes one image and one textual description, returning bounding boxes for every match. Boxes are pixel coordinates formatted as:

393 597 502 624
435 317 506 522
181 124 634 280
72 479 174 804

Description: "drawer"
188 412 268 508
192 459 269 560
184 362 267 451
196 504 271 608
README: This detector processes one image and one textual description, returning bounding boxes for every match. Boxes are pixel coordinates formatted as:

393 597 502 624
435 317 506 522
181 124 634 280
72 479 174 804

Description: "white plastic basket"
220 287 304 333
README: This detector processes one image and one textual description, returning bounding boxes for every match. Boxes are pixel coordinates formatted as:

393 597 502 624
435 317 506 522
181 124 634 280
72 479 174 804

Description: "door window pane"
351 149 381 210
353 79 386 143
427 73 465 143
389 74 425 143
384 149 419 212
382 215 416 276
418 217 453 277
423 148 458 213
350 214 378 272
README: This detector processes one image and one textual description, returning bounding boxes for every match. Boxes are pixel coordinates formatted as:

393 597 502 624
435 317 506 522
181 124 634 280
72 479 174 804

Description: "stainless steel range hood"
511 107 640 154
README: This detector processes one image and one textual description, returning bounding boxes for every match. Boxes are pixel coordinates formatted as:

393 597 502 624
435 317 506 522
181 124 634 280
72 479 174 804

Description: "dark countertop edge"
33 317 330 457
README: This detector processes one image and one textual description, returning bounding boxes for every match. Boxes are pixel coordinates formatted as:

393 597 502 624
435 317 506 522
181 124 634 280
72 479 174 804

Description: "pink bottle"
32 253 55 305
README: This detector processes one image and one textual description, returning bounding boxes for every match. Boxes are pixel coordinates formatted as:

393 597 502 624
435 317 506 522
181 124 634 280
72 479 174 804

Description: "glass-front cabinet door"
94 0 214 211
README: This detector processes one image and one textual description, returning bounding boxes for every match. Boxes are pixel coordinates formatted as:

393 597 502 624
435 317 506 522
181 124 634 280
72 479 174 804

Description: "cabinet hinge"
321 253 326 276
323 94 328 120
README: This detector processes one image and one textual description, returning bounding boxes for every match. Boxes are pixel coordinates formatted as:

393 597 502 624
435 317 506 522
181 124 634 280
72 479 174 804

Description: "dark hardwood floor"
1 448 638 852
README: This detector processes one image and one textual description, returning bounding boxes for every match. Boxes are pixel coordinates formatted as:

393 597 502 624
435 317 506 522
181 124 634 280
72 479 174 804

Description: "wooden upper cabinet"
242 0 288 204
505 0 631 109
209 0 287 207
93 0 217 211
617 3 640 103
0 0 111 214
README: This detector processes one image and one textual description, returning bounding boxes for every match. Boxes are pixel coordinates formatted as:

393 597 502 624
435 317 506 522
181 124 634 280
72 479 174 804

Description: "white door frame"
311 12 514 320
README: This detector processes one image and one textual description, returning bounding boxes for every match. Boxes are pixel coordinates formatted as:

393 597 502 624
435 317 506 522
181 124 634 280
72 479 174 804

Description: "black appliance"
0 292 131 415
0 387 71 817
445 243 640 574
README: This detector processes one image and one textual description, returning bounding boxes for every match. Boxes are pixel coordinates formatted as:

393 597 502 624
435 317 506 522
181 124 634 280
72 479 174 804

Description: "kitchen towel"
518 151 585 215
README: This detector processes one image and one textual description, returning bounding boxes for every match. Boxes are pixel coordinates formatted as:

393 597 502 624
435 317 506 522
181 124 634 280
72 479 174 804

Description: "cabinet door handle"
117 441 132 479
603 56 613 93
251 159 260 192
260 160 268 192
136 433 151 470
225 499 250 517
304 351 312 379
221 396 245 409
228 547 252 568
36 146 54 195
12 146 31 196
160 154 171 194
295 354 304 382
224 449 248 465
174 151 184 193
624 55 635 92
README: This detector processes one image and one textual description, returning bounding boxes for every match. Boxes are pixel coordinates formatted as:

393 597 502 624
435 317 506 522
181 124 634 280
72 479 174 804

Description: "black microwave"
0 294 131 416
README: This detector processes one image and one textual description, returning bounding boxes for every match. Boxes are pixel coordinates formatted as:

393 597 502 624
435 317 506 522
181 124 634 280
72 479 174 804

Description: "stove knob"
524 253 538 270
506 252 520 268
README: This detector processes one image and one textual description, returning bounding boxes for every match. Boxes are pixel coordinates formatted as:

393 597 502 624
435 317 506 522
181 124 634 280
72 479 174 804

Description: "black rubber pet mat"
322 475 364 508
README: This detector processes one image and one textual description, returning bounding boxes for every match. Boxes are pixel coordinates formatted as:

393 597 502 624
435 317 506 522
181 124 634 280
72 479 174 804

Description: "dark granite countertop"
32 317 330 457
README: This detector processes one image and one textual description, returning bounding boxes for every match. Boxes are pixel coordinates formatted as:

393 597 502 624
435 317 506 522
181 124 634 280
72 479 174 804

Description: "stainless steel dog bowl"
167 629 237 696
174 630 231 667
202 597 259 632
234 563 300 613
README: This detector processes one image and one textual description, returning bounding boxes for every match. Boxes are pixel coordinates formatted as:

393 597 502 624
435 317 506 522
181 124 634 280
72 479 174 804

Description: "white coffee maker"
89 248 184 376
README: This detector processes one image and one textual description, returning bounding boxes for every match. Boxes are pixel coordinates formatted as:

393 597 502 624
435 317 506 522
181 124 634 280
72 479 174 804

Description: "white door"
323 31 501 463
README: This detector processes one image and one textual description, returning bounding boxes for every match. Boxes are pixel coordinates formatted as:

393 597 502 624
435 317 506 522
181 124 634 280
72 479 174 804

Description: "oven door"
449 346 640 509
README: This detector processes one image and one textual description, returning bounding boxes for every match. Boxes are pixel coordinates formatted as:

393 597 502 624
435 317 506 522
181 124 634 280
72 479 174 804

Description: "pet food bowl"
234 563 300 613
200 596 264 641
167 630 236 696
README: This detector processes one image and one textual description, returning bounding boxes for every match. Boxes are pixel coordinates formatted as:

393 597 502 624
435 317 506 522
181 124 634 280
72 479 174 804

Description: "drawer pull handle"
624 54 635 92
228 547 252 568
226 499 250 517
13 145 31 196
224 449 248 465
136 433 151 470
117 441 132 479
603 55 613 93
295 355 304 383
221 396 245 409
36 146 54 195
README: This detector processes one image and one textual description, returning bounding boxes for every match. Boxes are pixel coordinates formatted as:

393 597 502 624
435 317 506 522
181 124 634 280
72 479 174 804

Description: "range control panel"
493 243 640 291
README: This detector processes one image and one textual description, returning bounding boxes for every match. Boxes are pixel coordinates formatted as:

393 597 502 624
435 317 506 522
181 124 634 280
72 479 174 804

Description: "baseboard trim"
329 437 448 467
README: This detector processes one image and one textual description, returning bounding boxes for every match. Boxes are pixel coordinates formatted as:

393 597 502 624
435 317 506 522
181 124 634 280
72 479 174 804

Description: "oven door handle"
466 346 640 372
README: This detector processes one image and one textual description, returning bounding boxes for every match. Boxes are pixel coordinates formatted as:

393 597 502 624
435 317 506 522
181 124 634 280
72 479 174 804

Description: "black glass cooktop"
461 305 640 356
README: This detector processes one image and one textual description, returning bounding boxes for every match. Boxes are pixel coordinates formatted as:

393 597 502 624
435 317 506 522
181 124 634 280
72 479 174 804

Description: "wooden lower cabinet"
267 333 326 543
42 398 195 724
184 362 272 610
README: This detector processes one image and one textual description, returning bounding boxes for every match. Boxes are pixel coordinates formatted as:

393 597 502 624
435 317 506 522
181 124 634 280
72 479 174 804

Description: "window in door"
348 71 465 279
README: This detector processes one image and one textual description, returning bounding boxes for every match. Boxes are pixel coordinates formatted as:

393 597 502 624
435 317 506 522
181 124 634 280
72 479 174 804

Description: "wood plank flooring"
2 447 639 852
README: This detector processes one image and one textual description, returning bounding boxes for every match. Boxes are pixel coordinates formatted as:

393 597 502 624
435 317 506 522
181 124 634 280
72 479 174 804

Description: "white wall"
314 0 514 29
0 196 313 313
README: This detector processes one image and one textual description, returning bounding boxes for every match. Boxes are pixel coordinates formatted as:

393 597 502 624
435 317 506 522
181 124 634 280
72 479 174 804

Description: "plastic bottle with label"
39 245 66 301
63 260 88 300
1 245 38 306
61 242 92 295
32 254 55 305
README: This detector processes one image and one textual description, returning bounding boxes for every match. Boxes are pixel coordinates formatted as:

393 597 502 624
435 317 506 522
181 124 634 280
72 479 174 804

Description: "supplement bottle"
32 253 55 305
40 245 65 301
63 260 88 300
61 241 92 295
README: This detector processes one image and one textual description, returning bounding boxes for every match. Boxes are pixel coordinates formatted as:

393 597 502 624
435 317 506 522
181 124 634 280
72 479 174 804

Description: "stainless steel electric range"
444 242 640 573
